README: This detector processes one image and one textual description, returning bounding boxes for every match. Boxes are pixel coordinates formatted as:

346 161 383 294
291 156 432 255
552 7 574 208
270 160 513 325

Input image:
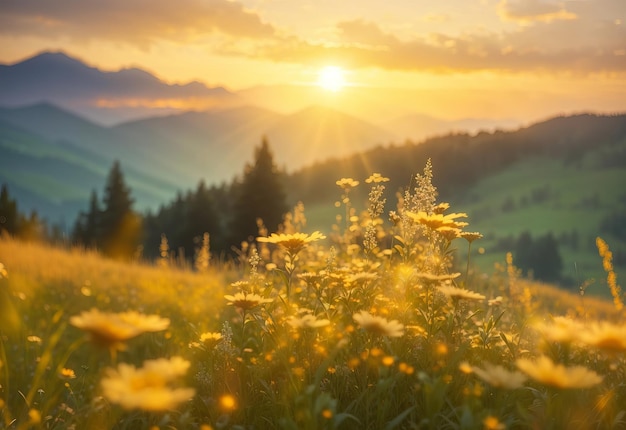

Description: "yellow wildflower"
257 231 326 255
0 262 7 279
460 232 483 243
199 332 223 348
353 311 404 337
483 416 505 430
365 173 390 183
336 178 360 189
415 272 461 282
516 355 603 389
219 394 237 412
101 357 195 411
59 368 76 379
224 292 273 310
287 314 330 329
579 321 626 353
433 202 450 214
70 309 169 350
596 237 623 311
406 211 469 230
471 362 527 389
438 285 486 301
437 227 462 241
533 316 585 344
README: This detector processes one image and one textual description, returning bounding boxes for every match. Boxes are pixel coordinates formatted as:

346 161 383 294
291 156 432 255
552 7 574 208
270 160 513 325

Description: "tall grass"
1 163 625 429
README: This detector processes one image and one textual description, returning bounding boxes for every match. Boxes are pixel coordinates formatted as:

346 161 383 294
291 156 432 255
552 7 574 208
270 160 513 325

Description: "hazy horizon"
1 0 624 125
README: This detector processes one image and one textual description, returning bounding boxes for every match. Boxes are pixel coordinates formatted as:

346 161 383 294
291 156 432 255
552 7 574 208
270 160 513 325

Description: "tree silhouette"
180 180 220 259
72 189 101 247
514 231 563 282
229 138 288 247
0 184 18 235
99 161 141 259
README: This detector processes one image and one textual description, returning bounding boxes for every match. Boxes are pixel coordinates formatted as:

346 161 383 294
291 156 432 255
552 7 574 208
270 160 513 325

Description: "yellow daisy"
516 355 603 389
438 285 486 301
353 311 405 337
224 292 273 310
406 211 469 230
257 231 326 255
101 357 195 411
287 314 330 329
471 362 527 389
579 321 626 353
70 309 169 350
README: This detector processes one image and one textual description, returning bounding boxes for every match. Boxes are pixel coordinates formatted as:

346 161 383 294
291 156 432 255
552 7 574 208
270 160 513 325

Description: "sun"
317 66 346 92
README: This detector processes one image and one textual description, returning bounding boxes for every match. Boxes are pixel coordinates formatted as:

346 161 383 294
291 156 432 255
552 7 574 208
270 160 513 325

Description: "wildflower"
59 368 76 379
488 296 503 306
117 311 171 333
459 361 473 374
199 332 223 348
353 311 404 337
461 232 483 243
219 394 237 412
398 362 415 375
101 357 195 411
471 362 526 389
438 285 486 301
432 202 450 214
257 231 326 255
365 173 390 183
406 211 469 230
322 409 333 419
224 292 273 310
483 416 505 430
0 262 7 279
287 314 330 329
533 316 585 344
596 237 623 311
579 321 626 353
27 335 42 344
516 355 603 389
28 409 41 424
382 356 395 366
437 227 462 241
70 309 169 349
415 272 461 282
336 178 360 189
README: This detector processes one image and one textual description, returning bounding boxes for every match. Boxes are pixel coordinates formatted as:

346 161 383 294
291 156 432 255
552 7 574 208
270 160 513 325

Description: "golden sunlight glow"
317 66 346 92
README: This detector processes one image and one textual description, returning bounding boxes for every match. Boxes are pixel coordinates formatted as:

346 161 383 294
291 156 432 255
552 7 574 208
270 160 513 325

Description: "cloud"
1 0 623 74
0 0 275 48
498 0 577 23
236 1 626 74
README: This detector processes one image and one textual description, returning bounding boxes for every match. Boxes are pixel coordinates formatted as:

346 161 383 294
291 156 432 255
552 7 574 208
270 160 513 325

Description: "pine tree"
100 161 141 259
73 190 101 247
0 184 18 235
229 138 288 247
181 181 220 258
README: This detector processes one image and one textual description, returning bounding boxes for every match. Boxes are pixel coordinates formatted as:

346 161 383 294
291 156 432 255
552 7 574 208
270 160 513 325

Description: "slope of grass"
2 168 625 429
450 153 626 288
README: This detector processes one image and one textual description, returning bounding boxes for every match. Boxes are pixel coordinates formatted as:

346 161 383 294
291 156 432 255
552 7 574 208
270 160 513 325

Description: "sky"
0 0 625 121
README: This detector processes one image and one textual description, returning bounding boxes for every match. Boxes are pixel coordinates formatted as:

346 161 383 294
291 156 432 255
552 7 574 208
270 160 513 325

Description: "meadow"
1 162 625 429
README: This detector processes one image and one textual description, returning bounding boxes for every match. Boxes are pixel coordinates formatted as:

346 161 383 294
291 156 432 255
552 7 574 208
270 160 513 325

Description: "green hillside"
291 114 626 295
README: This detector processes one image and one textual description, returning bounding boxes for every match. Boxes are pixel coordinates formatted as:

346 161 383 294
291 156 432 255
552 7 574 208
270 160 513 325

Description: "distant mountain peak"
0 50 239 125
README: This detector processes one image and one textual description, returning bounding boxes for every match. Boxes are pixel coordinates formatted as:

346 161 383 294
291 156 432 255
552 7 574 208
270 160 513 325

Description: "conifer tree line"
71 138 288 261
0 184 48 241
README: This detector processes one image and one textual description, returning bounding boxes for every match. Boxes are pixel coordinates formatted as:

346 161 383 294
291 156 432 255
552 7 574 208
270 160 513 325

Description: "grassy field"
1 168 625 429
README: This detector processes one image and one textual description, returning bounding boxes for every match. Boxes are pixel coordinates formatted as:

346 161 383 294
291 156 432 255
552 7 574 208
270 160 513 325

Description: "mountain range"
0 50 619 229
